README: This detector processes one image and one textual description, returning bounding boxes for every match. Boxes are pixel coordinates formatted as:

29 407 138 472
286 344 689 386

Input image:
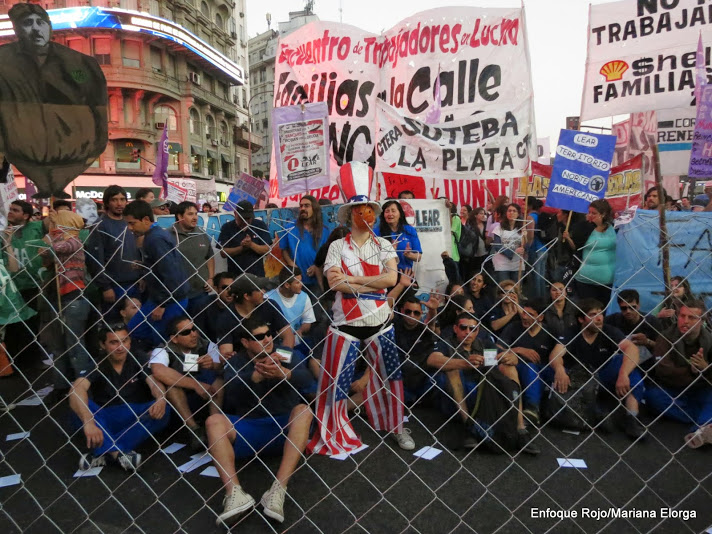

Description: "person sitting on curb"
207 316 313 527
69 325 170 472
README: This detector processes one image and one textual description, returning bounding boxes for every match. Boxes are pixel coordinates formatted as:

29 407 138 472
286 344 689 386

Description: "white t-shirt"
149 341 221 367
492 225 523 272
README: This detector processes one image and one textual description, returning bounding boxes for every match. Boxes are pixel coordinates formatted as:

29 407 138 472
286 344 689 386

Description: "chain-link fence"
1 198 711 534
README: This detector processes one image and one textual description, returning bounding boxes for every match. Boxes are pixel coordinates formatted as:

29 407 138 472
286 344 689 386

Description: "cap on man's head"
230 273 269 297
692 197 708 207
235 200 254 217
150 198 169 209
705 180 712 188
8 3 51 27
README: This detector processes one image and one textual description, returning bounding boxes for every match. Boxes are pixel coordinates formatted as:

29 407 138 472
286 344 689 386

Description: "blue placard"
546 129 617 214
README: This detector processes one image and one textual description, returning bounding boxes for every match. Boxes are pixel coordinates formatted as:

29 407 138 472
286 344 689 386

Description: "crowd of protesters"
0 180 711 527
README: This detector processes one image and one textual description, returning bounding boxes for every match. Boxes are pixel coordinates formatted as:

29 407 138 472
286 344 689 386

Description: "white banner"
271 6 535 198
582 0 709 120
166 178 196 204
658 107 695 175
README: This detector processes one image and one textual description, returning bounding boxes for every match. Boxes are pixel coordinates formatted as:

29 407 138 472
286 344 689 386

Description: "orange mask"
352 205 375 231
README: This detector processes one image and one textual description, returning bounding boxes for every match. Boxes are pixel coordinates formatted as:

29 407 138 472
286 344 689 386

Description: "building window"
150 46 162 73
236 156 242 173
207 153 216 176
205 115 216 139
115 140 142 170
120 0 138 11
200 1 209 18
215 13 223 30
221 159 231 180
154 105 177 131
220 121 229 146
122 40 141 68
189 108 201 135
93 38 111 65
192 154 202 173
262 119 268 130
165 53 176 78
66 38 83 52
149 0 160 16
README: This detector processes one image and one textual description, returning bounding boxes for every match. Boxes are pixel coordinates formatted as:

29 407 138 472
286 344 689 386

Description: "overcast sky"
246 0 617 156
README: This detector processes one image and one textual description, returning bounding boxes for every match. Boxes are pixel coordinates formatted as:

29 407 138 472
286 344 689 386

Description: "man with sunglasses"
194 272 235 344
428 312 539 454
393 296 435 406
149 315 223 450
208 316 313 527
605 289 660 366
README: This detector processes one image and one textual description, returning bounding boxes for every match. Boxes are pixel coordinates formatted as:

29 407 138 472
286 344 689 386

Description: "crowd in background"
1 181 711 526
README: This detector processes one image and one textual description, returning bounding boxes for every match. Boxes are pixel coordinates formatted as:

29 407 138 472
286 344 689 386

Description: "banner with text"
658 107 695 175
582 0 711 120
546 129 617 213
233 172 270 207
689 84 712 178
516 155 643 212
166 178 196 204
271 6 535 198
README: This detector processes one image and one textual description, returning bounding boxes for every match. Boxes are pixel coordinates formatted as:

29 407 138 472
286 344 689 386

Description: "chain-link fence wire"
1 206 712 533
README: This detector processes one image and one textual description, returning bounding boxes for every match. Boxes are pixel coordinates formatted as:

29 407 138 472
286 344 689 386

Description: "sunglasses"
619 305 637 311
176 326 197 336
219 284 231 290
249 331 271 341
403 309 422 317
457 324 477 331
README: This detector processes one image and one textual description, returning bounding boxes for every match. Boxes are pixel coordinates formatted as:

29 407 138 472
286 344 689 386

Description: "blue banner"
613 210 712 314
546 129 617 213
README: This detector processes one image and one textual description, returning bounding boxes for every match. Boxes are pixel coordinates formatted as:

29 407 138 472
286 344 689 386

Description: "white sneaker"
261 480 287 523
392 428 415 451
216 484 255 527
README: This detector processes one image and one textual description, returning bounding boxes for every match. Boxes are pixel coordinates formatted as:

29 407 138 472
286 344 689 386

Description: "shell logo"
599 60 629 82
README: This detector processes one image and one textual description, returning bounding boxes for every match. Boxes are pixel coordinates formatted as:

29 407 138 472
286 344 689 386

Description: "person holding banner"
374 200 422 273
491 204 528 284
573 200 616 306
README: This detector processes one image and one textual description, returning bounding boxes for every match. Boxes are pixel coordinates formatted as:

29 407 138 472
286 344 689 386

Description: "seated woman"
487 279 523 336
464 272 494 322
374 200 422 273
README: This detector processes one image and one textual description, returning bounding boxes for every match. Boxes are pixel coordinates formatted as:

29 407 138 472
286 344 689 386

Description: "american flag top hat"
337 161 381 223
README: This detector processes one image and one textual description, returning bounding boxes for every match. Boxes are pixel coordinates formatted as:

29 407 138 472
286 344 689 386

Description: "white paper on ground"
0 474 21 487
200 466 220 478
73 467 103 478
6 432 30 441
561 429 581 436
162 443 186 454
177 455 212 473
14 396 42 407
557 458 587 469
330 443 370 461
413 446 442 460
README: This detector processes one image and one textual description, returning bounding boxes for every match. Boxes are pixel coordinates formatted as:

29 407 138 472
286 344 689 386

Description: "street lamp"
246 88 275 175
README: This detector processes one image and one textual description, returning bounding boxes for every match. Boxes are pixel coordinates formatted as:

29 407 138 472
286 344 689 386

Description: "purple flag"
24 176 37 200
424 67 441 124
696 32 706 103
689 34 712 179
153 123 169 197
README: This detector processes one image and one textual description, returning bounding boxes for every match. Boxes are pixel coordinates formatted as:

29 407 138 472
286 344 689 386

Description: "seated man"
149 315 223 450
555 298 646 439
217 273 295 360
646 300 712 446
69 325 170 471
393 296 436 405
207 316 313 526
194 272 235 344
605 289 661 364
499 299 563 426
265 266 316 348
428 312 538 453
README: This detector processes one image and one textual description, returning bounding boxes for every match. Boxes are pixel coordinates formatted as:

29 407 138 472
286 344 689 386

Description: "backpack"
457 224 479 259
542 366 599 430
468 368 520 453
536 211 559 245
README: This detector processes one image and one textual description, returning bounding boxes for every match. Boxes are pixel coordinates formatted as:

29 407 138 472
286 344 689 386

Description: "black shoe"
523 404 540 426
189 425 206 451
517 428 541 456
623 413 646 440
594 410 616 434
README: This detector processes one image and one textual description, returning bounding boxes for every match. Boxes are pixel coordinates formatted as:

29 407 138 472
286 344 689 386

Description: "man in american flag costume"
307 162 415 456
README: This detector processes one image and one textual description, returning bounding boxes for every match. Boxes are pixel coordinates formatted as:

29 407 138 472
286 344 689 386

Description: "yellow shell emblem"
600 60 629 82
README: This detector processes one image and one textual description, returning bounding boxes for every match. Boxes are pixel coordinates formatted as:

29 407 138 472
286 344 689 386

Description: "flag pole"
653 145 670 299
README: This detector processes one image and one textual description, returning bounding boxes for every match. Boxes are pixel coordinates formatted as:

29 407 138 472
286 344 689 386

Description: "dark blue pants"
127 299 189 347
517 361 546 408
596 354 645 403
73 400 171 456
645 384 712 427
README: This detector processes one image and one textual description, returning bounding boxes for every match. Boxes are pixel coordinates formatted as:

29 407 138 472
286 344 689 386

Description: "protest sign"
0 177 18 229
271 6 536 198
515 155 643 212
657 108 695 175
689 84 712 178
233 173 269 206
545 129 617 213
582 0 711 120
166 179 196 204
614 210 712 313
272 102 331 197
